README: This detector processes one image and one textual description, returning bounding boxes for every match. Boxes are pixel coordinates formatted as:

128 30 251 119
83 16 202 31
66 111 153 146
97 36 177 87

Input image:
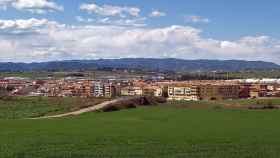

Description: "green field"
1 102 280 157
0 97 109 119
167 98 280 109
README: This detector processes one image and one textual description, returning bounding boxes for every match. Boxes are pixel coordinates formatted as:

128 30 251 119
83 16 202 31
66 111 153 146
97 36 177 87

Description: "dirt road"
32 98 126 119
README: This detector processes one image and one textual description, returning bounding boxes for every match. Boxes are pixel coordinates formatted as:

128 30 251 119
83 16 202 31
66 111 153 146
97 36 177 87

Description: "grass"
0 72 49 78
1 103 280 157
0 97 109 119
0 71 72 79
165 98 280 109
218 98 280 104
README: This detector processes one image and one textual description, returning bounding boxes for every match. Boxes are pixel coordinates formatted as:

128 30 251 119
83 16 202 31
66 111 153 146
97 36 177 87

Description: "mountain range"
0 58 279 72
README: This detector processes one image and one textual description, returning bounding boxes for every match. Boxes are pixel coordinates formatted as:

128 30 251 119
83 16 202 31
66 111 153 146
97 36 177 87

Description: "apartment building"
104 83 120 98
142 86 163 97
199 84 240 100
121 86 143 96
249 84 268 98
0 80 8 88
77 81 93 97
4 78 280 100
93 82 104 97
168 84 200 101
239 84 251 98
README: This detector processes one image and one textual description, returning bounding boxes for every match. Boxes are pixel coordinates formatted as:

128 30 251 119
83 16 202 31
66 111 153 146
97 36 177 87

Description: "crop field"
0 97 109 119
166 98 280 109
1 101 280 158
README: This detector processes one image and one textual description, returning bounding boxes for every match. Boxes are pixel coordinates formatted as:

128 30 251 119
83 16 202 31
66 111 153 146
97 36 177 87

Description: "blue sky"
0 0 280 63
2 0 280 39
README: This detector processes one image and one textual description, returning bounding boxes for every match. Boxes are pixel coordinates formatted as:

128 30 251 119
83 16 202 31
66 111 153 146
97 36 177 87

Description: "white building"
94 82 104 97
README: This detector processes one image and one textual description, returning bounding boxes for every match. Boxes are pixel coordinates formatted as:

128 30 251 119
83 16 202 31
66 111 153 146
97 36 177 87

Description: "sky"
0 0 280 63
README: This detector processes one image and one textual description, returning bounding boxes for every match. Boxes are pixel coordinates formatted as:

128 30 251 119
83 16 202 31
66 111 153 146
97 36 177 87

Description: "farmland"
0 97 109 119
1 99 280 157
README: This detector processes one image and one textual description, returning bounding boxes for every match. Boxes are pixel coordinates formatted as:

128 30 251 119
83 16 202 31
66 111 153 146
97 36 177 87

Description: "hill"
0 58 279 72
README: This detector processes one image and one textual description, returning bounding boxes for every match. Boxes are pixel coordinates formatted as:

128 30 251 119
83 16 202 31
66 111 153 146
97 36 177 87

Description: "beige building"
121 86 143 96
168 84 200 101
142 86 163 97
199 84 240 100
104 83 119 98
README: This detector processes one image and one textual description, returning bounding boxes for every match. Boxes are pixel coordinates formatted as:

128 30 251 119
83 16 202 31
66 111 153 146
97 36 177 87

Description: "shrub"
213 105 223 110
257 100 273 106
248 105 278 110
100 96 166 112
102 105 120 112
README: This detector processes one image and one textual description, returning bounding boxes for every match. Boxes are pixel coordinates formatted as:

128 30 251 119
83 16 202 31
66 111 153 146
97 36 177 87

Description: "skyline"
0 0 280 63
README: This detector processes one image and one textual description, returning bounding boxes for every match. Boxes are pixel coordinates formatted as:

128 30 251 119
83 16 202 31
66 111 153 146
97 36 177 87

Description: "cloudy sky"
0 0 280 63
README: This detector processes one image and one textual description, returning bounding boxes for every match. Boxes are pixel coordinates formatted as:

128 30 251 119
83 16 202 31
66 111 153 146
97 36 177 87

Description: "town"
1 76 280 101
2 0 280 157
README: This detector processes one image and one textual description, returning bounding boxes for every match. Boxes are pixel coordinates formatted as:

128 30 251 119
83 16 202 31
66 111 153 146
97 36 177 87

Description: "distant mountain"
0 58 279 72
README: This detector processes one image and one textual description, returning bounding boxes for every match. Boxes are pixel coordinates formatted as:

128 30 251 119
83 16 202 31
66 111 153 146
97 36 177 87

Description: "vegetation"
0 97 109 119
1 98 280 157
164 98 280 110
1 106 280 157
224 70 280 79
0 59 279 72
1 97 279 119
178 70 280 80
0 71 74 79
2 69 280 80
218 98 280 106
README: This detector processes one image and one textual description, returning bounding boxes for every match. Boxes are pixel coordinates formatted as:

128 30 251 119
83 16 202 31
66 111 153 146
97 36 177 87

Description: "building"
121 86 143 96
199 84 240 100
104 83 119 98
0 80 8 88
249 84 268 98
141 86 163 97
168 84 200 101
79 81 93 97
154 86 163 97
239 84 251 98
93 82 104 97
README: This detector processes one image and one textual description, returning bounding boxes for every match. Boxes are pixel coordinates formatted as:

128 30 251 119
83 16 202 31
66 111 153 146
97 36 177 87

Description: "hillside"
0 58 279 72
2 105 280 157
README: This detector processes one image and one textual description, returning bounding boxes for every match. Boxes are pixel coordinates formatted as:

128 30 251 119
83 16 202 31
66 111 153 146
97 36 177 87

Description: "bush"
213 105 223 110
0 96 14 101
256 100 273 106
102 105 120 112
100 96 166 112
248 105 278 110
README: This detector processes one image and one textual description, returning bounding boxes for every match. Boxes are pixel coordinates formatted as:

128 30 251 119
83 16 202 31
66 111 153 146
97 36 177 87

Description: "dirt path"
32 98 126 119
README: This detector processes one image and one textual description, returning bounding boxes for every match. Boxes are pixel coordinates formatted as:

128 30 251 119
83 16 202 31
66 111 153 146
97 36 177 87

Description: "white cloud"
149 10 166 17
0 0 13 10
0 18 280 64
75 16 93 23
75 16 146 27
97 17 146 27
0 0 63 13
78 3 146 27
185 15 210 23
0 18 64 33
80 2 140 18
